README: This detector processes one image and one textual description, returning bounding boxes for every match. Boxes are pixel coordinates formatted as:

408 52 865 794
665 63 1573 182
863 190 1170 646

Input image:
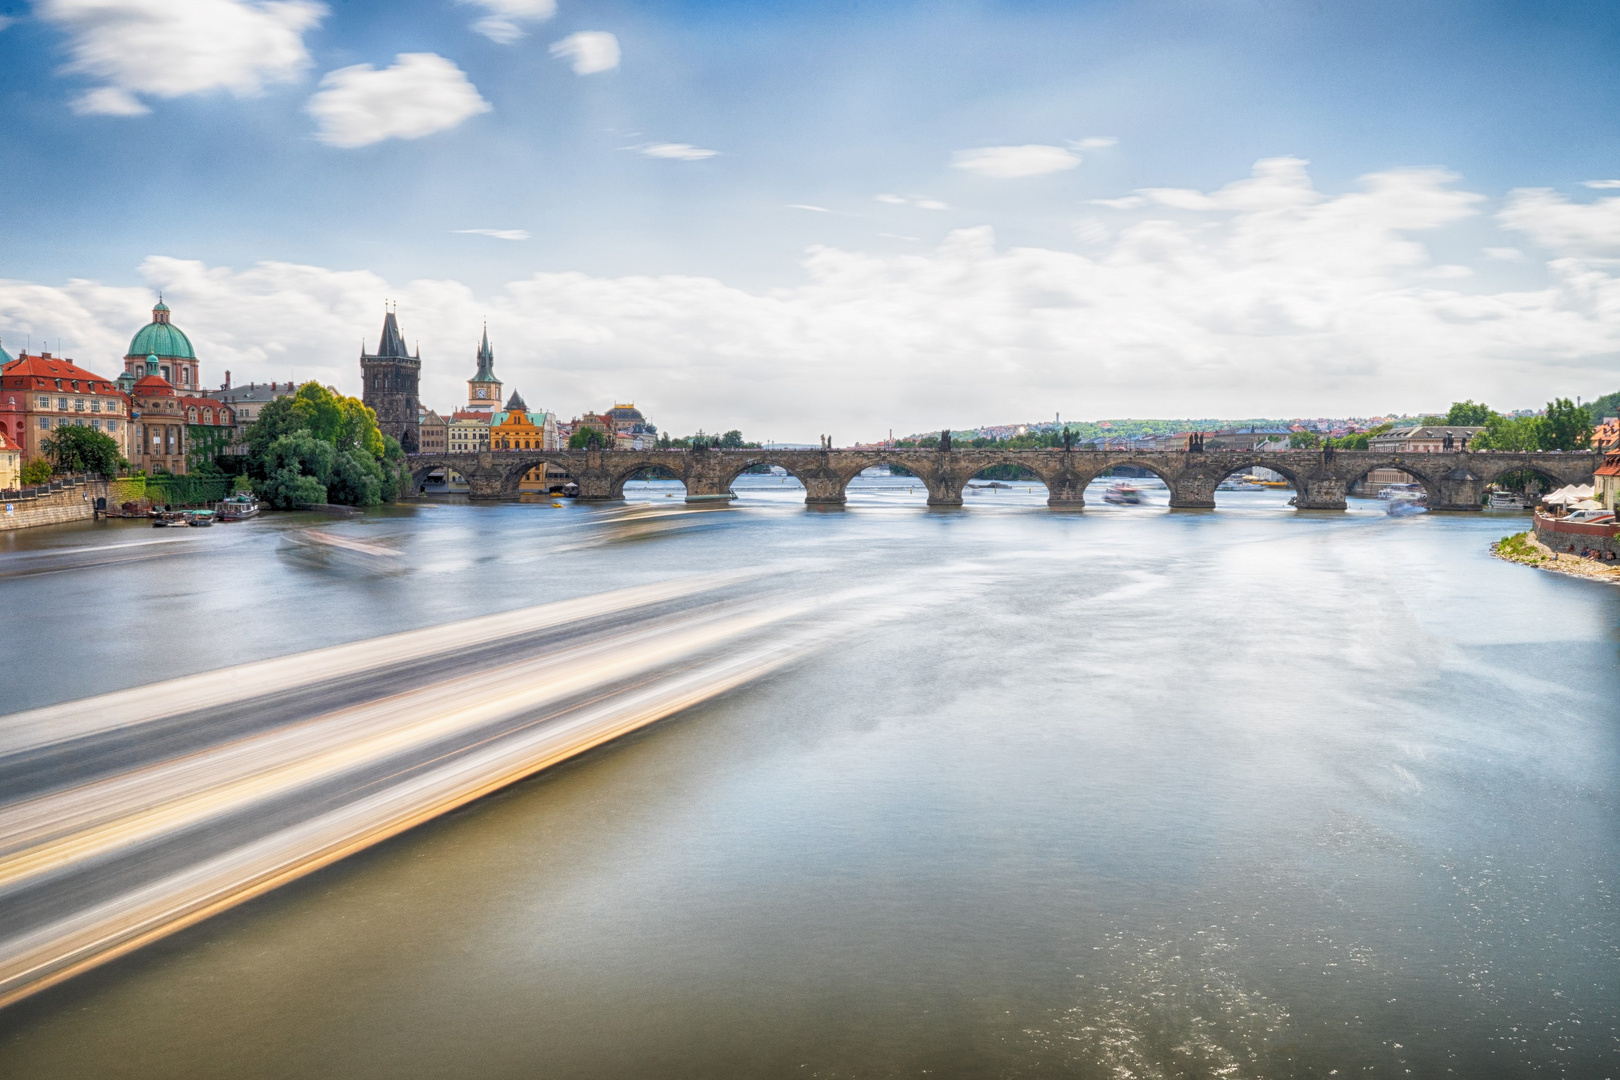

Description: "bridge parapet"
403 447 1605 512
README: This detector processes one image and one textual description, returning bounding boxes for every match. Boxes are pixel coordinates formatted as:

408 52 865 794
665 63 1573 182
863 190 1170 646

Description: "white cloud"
1582 180 1620 189
1090 196 1145 209
952 144 1080 179
788 204 832 213
0 15 15 31
1499 188 1620 255
1076 136 1118 150
39 0 325 114
71 86 149 116
455 229 531 240
549 31 619 74
1484 247 1523 261
307 54 491 149
638 143 717 161
876 194 948 210
461 0 554 44
7 160 1618 438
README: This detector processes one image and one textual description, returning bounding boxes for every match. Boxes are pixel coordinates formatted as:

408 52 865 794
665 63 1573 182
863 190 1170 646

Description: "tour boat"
1103 482 1143 505
1379 482 1426 501
216 493 260 521
1487 491 1527 510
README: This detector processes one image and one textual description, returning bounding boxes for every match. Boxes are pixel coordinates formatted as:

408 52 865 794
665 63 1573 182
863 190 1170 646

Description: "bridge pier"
684 476 735 504
1168 476 1216 509
803 476 846 507
1295 476 1348 511
1434 467 1484 512
1045 473 1087 510
926 474 964 508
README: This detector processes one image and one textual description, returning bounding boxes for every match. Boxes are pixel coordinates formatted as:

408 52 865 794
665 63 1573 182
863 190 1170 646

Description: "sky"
1 0 1619 442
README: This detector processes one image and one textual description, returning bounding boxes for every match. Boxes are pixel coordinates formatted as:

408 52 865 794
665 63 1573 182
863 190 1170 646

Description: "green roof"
128 319 194 360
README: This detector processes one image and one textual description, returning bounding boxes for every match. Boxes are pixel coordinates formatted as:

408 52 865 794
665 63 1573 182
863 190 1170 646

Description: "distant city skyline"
2 0 1619 442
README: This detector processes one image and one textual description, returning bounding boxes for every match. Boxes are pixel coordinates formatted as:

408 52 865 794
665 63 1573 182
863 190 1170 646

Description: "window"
71 381 79 392
92 419 101 430
106 420 118 433
57 398 68 410
39 417 49 430
91 400 100 413
37 396 48 409
75 399 85 412
54 379 62 390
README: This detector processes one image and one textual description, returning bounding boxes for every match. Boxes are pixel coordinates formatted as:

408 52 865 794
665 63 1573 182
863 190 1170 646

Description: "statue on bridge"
1186 431 1204 452
1062 428 1074 452
939 429 952 451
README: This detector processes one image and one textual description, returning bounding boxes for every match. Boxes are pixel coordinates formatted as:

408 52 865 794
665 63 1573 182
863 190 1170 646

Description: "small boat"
1379 482 1426 501
151 510 190 528
216 493 260 521
1104 482 1143 505
1487 490 1526 510
1386 487 1427 516
186 510 214 527
1258 480 1290 489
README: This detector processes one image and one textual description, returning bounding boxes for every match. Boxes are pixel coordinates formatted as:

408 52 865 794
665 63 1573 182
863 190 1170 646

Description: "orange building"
0 351 131 466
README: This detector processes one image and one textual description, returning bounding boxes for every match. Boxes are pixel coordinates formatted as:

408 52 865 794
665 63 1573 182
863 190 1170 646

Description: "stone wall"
1534 513 1620 559
0 478 111 532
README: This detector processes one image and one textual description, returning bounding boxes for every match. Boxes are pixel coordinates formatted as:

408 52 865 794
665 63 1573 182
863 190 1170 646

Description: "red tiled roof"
450 410 491 422
181 398 235 425
1595 453 1620 477
134 374 175 394
2 353 119 390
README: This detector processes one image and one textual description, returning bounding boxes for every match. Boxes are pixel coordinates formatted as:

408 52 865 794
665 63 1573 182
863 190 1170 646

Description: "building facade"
360 310 421 453
121 301 202 396
0 430 19 489
1368 425 1486 453
211 375 296 455
128 356 235 475
605 403 657 450
448 410 491 453
419 408 448 454
490 391 558 450
1596 452 1620 513
0 352 131 466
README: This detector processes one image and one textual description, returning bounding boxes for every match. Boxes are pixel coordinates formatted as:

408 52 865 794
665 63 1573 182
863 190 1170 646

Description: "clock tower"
467 324 501 413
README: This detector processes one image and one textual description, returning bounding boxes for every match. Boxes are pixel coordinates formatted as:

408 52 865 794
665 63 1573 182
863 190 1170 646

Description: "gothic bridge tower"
361 307 421 452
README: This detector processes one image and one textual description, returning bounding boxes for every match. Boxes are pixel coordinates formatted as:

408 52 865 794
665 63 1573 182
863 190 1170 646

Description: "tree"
20 458 52 485
569 427 608 449
719 429 745 448
1541 397 1592 451
40 425 126 476
1289 431 1321 449
1584 389 1620 424
245 382 395 507
1446 400 1493 426
1471 413 1543 452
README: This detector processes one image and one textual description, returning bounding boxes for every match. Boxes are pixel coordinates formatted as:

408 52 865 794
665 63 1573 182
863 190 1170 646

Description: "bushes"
19 458 53 486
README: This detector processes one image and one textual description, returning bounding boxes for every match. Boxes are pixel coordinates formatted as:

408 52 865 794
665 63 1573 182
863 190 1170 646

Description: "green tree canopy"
245 382 395 507
1471 413 1543 452
569 427 608 449
1446 400 1494 425
40 425 126 476
1541 397 1592 451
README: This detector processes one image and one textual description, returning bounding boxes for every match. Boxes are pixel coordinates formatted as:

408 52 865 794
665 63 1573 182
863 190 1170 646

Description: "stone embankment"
1494 530 1620 585
0 478 111 532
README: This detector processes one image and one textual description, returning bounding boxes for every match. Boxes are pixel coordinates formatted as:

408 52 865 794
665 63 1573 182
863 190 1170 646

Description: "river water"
0 476 1616 1078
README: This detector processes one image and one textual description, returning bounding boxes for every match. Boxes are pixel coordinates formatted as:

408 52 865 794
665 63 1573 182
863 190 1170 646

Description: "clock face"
475 388 487 399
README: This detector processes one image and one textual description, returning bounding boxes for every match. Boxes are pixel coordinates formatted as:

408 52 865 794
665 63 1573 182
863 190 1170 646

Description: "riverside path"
404 446 1605 511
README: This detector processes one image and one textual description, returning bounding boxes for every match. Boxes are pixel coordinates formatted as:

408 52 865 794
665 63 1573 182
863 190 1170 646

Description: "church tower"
361 307 421 453
467 324 501 413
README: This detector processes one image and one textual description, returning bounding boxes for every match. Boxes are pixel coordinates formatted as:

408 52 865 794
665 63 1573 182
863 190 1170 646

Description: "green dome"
128 320 194 360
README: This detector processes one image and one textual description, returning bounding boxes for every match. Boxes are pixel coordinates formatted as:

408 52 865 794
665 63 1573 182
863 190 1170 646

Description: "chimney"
224 370 231 389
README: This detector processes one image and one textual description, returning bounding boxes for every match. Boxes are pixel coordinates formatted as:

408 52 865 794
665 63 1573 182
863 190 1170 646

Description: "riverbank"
1492 530 1620 584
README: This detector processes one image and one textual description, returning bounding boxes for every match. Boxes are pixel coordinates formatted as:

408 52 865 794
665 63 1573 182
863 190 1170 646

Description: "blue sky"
2 1 1620 438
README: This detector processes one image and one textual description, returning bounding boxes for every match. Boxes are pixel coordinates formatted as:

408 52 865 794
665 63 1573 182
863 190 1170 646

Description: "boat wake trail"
0 570 913 1008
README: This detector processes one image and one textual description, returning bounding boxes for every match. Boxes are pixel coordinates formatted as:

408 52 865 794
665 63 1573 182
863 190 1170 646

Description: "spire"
505 388 526 412
374 310 410 358
474 322 497 381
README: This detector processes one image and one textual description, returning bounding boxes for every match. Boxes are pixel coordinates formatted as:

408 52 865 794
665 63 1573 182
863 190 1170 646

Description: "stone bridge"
405 447 1604 511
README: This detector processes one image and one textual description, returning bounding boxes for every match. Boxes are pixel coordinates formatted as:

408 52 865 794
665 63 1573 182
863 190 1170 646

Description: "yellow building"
491 391 565 492
0 429 19 489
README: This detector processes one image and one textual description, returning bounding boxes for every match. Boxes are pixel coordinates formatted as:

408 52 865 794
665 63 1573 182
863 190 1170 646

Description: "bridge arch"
1195 457 1315 505
714 455 817 493
1335 458 1446 504
1474 458 1592 494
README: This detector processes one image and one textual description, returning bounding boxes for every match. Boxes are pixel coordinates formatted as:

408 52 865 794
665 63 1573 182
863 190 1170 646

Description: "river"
0 476 1616 1078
